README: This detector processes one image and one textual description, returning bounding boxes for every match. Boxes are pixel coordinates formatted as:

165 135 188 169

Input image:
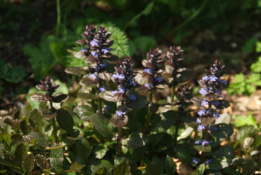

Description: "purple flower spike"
202 140 210 146
198 124 205 131
211 100 219 107
155 77 163 83
196 118 202 123
118 87 125 94
220 79 227 85
195 140 202 144
144 68 152 74
116 110 126 117
198 110 205 116
193 158 200 165
204 159 213 164
209 75 218 82
91 51 98 57
128 94 136 101
113 73 125 80
89 73 97 80
210 125 219 132
202 76 209 81
199 88 208 96
201 99 208 106
99 86 106 92
90 38 99 47
81 47 88 52
102 47 113 54
145 83 152 89
213 112 220 118
111 90 118 95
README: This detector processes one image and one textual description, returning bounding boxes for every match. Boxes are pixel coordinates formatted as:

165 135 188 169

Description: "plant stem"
52 118 59 143
49 100 58 143
56 0 61 37
173 122 179 148
98 97 103 115
117 127 122 156
145 92 153 135
171 85 175 104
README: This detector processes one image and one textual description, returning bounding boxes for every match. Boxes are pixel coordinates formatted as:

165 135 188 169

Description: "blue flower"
90 39 99 47
81 47 88 52
116 110 126 117
209 75 218 82
155 77 163 83
111 90 118 95
201 99 208 106
199 88 208 96
89 73 98 80
213 112 220 118
128 94 136 101
113 73 125 80
91 51 98 57
195 140 202 144
198 109 205 116
102 47 113 54
202 140 212 146
211 100 219 107
204 159 213 164
210 125 219 132
129 80 136 87
198 124 205 131
144 68 152 74
193 158 200 165
99 86 106 92
196 118 201 123
202 76 209 81
145 83 152 89
220 79 227 85
118 87 125 94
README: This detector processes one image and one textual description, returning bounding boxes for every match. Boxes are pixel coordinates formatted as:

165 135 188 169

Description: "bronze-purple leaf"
99 72 112 81
52 93 68 103
80 77 98 87
110 114 128 128
65 67 87 75
74 51 86 59
31 93 50 102
76 39 87 45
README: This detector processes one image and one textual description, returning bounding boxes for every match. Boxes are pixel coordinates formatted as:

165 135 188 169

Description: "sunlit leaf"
65 66 87 75
69 163 86 172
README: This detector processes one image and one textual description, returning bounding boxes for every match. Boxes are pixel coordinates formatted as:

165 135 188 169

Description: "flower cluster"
110 56 137 127
141 48 165 91
196 60 227 130
164 46 185 84
35 76 59 101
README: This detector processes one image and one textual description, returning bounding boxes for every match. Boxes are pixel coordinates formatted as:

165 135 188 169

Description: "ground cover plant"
1 0 261 175
1 23 260 175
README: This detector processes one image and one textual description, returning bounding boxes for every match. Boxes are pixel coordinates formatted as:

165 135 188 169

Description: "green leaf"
35 133 49 147
15 143 27 163
91 114 114 138
22 154 34 173
56 109 74 135
251 56 261 73
69 163 86 172
76 138 91 163
94 145 109 159
235 125 255 147
49 148 64 172
36 154 50 170
29 109 43 131
145 157 164 175
73 105 94 121
256 42 261 52
164 155 176 175
193 145 211 152
197 164 205 175
211 124 233 138
91 160 114 173
233 113 257 129
246 73 260 83
177 127 193 140
126 133 147 149
112 162 131 175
